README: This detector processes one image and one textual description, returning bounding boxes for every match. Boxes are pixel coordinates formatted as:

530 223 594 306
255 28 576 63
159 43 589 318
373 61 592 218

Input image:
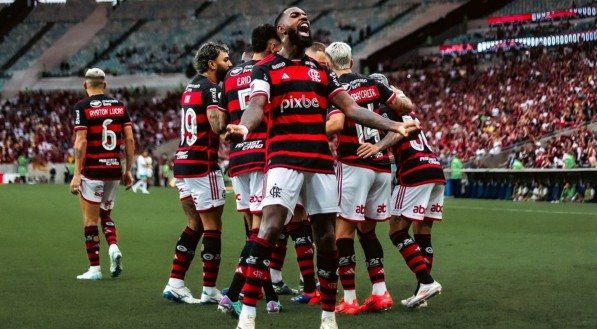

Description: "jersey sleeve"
376 81 396 105
204 85 223 112
73 102 88 131
250 64 271 101
218 81 229 111
324 68 344 99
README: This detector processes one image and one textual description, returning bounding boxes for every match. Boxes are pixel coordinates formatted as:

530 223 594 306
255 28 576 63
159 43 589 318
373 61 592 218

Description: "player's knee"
315 231 336 252
258 224 283 245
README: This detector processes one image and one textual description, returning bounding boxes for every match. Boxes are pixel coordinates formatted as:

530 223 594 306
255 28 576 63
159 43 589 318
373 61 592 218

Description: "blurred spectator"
560 181 577 202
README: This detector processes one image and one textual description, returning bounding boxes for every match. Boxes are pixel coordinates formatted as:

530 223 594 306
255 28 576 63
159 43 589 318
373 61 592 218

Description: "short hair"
369 73 389 87
252 24 280 53
325 42 352 70
307 42 326 54
193 42 229 73
274 8 288 29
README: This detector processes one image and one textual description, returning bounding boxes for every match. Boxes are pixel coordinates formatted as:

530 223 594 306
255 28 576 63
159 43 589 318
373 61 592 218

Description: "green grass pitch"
0 184 595 329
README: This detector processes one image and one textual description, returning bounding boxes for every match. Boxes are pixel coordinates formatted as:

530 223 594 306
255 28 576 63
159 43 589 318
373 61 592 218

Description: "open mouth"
298 22 310 37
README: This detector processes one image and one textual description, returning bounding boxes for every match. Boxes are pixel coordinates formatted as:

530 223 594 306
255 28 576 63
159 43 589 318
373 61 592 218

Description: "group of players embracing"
71 6 446 329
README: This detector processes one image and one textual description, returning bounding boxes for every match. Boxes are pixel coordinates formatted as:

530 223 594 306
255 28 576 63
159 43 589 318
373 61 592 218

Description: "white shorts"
231 171 264 214
391 183 444 221
337 163 391 222
175 178 192 200
261 167 339 219
180 171 226 212
80 176 119 210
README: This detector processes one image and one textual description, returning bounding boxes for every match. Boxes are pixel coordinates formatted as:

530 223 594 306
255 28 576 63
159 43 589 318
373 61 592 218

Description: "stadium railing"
443 168 597 201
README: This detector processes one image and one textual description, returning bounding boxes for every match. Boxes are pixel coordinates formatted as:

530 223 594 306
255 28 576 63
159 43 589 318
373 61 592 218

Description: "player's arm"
225 95 266 142
357 131 403 159
331 90 417 137
326 110 344 137
225 69 269 142
122 125 135 189
70 129 87 195
207 106 228 135
387 86 415 114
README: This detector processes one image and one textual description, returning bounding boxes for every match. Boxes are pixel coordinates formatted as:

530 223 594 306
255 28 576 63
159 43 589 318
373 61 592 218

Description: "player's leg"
237 168 301 328
389 184 441 308
163 179 204 304
359 170 393 312
76 178 103 280
131 174 145 193
335 219 359 314
198 205 224 304
413 221 434 273
99 180 123 278
304 172 340 327
287 205 317 298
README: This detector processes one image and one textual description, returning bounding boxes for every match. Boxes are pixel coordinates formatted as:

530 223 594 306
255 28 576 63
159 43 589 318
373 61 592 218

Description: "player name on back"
86 107 125 118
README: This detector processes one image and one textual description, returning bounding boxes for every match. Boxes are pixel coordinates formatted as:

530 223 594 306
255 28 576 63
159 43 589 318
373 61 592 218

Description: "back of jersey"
331 72 395 172
384 109 445 186
221 60 267 177
174 75 221 178
73 94 132 180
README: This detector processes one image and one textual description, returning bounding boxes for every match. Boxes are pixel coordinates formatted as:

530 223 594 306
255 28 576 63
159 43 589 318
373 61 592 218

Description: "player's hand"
357 143 380 159
123 170 133 190
392 121 419 137
224 124 248 143
70 175 81 195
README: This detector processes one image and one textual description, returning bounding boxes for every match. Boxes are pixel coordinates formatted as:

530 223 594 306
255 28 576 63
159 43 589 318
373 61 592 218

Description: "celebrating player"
358 74 444 308
226 7 418 329
325 42 415 314
70 68 135 280
162 42 232 304
217 24 284 316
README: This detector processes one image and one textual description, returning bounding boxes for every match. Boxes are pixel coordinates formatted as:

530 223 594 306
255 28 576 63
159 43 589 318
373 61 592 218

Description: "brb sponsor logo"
249 194 263 203
280 95 320 111
412 205 426 214
429 203 443 213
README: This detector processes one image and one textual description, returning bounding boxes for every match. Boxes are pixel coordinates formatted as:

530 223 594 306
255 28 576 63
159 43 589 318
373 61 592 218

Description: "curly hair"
193 42 229 73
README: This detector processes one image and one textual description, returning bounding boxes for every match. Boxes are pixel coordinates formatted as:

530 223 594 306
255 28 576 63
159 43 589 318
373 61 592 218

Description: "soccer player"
225 7 417 329
358 73 444 309
162 42 232 304
70 68 135 280
132 149 151 194
325 42 414 314
216 24 284 316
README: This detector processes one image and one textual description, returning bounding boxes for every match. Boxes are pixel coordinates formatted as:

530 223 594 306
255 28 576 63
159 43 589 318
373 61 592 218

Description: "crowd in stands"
384 43 596 165
0 88 181 165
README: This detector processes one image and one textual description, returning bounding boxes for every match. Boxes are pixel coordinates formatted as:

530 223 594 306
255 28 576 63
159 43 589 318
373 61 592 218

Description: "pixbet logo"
280 95 320 111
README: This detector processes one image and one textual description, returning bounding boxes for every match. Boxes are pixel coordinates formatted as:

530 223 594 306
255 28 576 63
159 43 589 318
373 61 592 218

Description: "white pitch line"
448 205 597 216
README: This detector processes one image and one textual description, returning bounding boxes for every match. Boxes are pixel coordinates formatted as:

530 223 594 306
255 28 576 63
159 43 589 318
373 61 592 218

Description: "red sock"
287 222 316 292
84 226 100 266
317 251 339 312
202 230 221 287
414 233 433 273
100 209 117 245
358 230 385 285
241 237 272 307
270 228 288 274
170 226 201 280
390 230 433 284
336 238 356 291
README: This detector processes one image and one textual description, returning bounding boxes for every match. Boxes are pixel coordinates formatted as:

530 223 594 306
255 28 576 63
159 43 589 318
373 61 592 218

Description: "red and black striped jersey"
250 53 343 174
383 108 445 186
72 94 132 180
328 72 395 172
173 75 222 178
220 60 267 177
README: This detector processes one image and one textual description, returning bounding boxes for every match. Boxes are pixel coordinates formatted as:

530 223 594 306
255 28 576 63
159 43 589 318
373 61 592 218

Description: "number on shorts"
180 107 197 146
101 119 117 151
